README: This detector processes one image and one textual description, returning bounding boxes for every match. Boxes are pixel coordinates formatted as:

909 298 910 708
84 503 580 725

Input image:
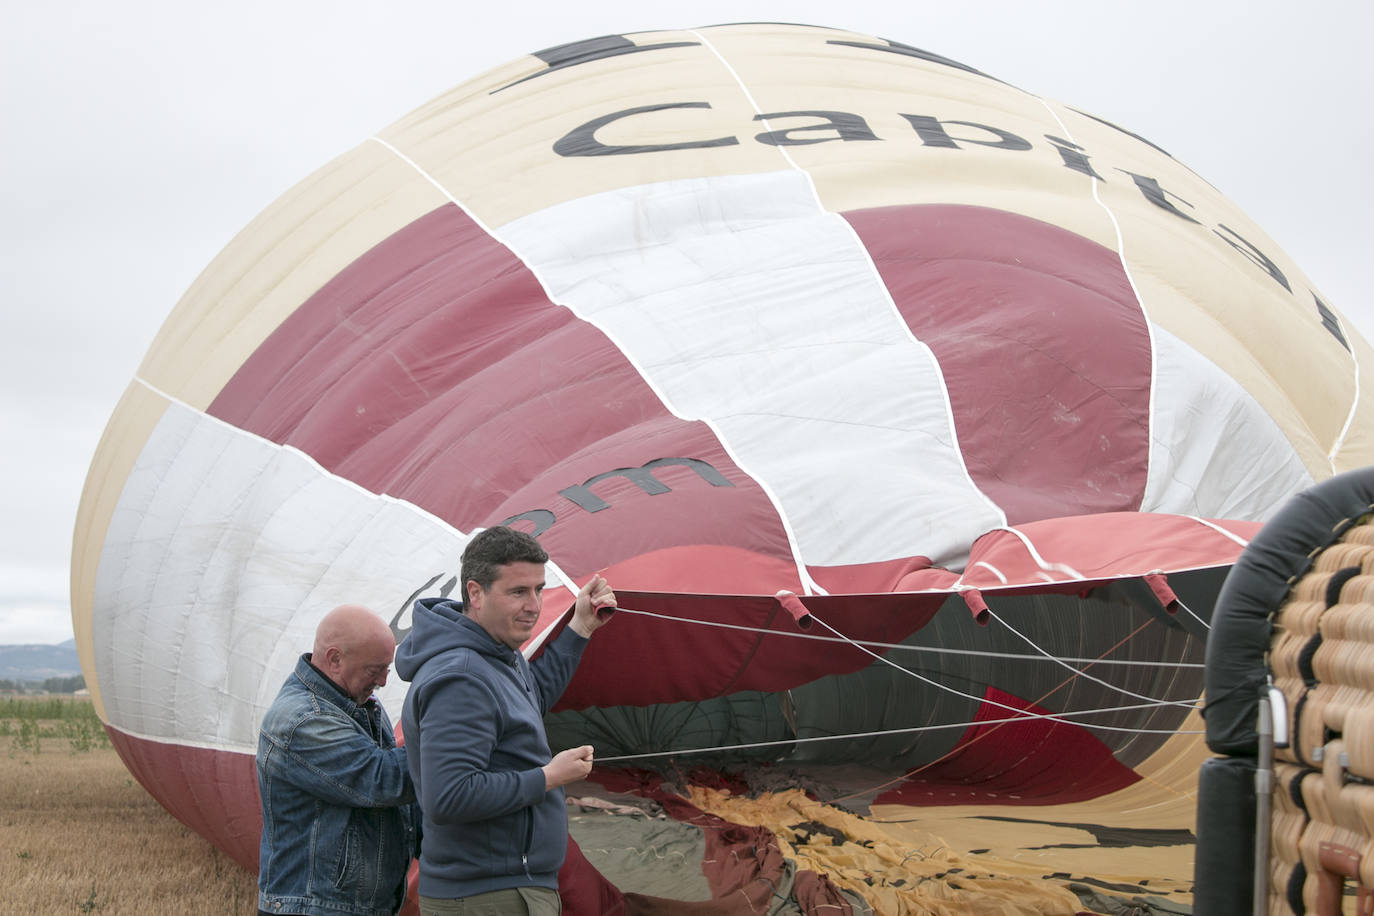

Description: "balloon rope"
799 612 1199 723
595 612 1201 766
592 704 1200 764
985 608 1198 708
827 617 1177 805
1173 597 1211 631
608 607 1203 669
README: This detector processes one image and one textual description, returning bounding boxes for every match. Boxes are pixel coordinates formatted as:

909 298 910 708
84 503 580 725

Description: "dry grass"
0 699 257 915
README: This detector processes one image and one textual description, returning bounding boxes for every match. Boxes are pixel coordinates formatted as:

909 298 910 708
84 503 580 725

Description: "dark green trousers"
419 887 559 916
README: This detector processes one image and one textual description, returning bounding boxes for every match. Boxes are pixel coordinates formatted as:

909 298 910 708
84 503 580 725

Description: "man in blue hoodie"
395 526 616 916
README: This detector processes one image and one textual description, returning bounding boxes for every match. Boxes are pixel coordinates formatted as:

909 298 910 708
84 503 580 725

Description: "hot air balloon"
72 22 1371 914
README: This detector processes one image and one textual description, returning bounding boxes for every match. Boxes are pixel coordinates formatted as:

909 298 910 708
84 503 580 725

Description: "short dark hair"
460 526 549 594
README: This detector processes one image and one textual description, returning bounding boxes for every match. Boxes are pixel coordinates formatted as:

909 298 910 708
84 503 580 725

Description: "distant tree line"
0 674 86 693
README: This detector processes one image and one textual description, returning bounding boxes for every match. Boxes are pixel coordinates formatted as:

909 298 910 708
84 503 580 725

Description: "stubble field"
0 697 257 915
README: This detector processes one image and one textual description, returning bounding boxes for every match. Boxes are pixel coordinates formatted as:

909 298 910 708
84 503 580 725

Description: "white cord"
611 607 1204 668
987 608 1198 709
597 704 1201 763
592 606 1203 764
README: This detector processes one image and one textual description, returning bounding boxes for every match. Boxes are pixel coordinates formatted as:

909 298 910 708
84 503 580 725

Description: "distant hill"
0 642 82 681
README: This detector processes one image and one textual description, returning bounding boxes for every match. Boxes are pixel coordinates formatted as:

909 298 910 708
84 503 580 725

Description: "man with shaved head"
256 604 420 916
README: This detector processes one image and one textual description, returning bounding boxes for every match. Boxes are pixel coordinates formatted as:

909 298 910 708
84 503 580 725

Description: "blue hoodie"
394 597 588 900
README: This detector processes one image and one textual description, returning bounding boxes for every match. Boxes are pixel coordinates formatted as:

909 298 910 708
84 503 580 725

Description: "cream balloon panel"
1339 390 1374 473
71 382 170 720
780 137 1121 251
1059 96 1327 319
386 60 786 227
137 143 448 411
704 25 1124 243
381 24 1128 244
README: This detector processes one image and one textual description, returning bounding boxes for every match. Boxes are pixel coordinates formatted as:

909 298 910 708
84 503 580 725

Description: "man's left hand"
568 574 616 638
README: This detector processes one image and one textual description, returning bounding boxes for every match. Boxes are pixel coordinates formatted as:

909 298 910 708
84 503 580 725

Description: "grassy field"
0 696 258 914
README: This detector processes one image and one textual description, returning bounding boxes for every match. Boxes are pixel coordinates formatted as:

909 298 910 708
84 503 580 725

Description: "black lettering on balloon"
1213 224 1292 292
548 102 1313 355
395 457 736 625
560 457 734 513
826 39 997 82
1069 108 1175 159
899 114 1031 151
554 102 739 157
494 35 699 93
1045 135 1104 180
1116 170 1201 225
1312 292 1349 350
499 509 557 537
753 110 880 146
389 573 458 642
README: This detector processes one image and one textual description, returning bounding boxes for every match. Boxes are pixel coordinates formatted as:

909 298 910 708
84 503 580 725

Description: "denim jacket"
257 655 419 916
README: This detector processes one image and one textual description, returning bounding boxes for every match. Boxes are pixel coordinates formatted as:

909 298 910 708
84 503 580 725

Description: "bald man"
256 605 420 916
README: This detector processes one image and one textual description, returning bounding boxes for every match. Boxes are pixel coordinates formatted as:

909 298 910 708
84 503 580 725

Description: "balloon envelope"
73 21 1371 912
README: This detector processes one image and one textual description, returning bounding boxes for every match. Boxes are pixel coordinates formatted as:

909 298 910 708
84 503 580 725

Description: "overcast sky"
3 0 1369 645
